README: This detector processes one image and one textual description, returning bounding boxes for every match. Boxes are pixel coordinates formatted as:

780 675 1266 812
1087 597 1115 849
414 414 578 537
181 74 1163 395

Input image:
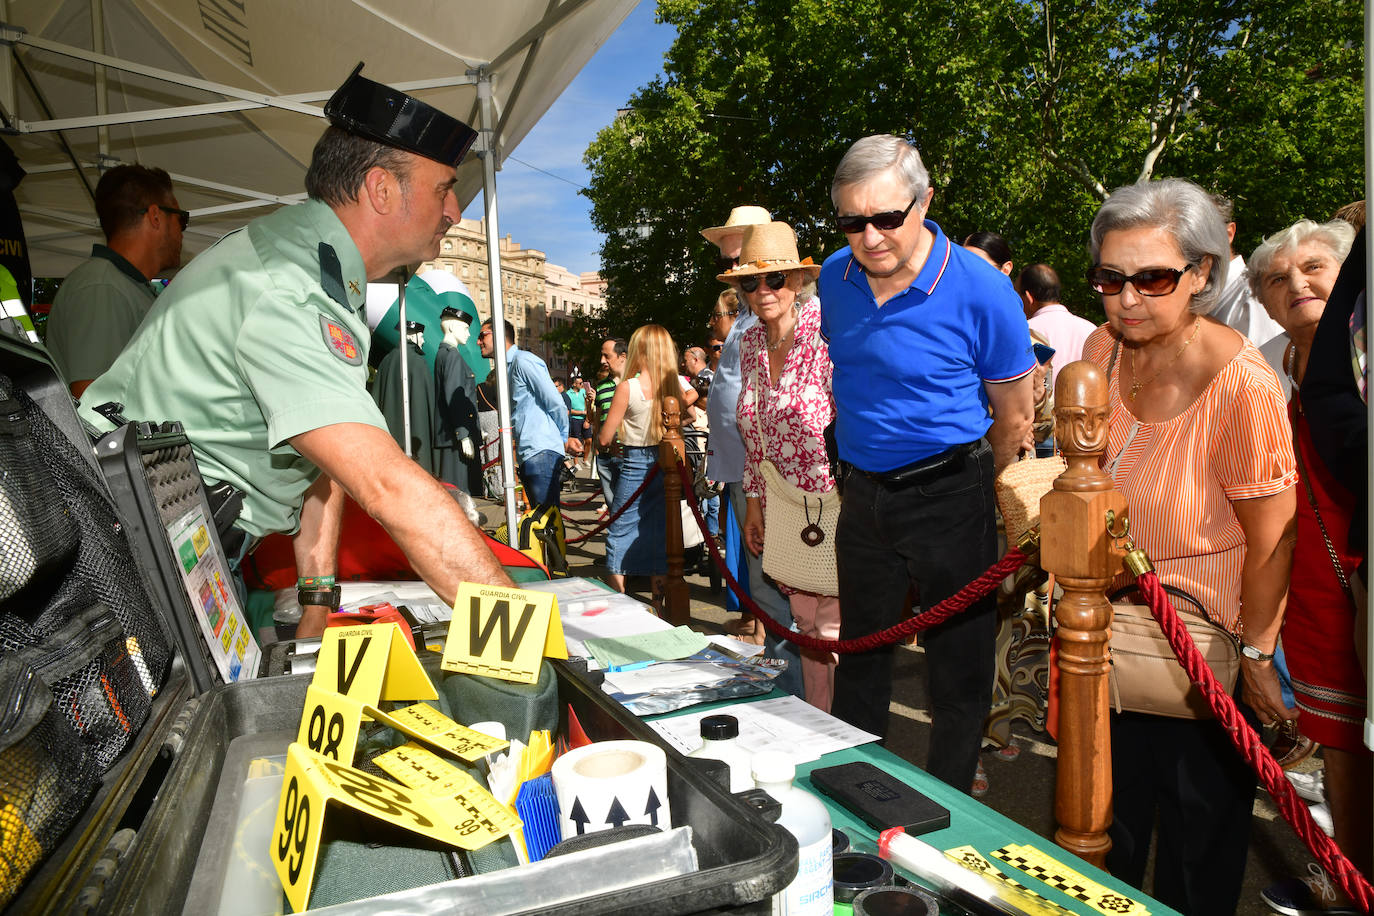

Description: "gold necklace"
765 323 795 352
1127 316 1202 400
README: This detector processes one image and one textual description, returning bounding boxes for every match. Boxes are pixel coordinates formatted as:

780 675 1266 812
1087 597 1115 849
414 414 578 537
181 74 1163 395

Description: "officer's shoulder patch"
318 314 363 366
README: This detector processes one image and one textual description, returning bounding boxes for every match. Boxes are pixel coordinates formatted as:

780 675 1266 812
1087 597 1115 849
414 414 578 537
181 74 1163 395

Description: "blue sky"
469 2 676 277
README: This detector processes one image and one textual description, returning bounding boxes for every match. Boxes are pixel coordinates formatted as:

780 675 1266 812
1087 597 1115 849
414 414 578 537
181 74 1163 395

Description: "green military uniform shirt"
79 200 387 538
45 245 158 383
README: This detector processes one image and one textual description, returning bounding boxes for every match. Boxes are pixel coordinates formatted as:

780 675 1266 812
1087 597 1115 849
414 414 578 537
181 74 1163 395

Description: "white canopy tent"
1 0 637 535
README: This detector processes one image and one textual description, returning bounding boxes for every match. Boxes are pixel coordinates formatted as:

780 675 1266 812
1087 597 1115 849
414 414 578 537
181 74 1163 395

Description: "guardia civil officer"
79 65 513 637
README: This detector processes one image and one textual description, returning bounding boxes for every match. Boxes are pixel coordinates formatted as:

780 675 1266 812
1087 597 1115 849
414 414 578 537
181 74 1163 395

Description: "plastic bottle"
751 751 833 916
687 714 754 793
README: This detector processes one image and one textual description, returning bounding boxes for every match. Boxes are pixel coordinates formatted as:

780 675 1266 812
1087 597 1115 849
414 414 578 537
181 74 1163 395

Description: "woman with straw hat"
720 221 841 711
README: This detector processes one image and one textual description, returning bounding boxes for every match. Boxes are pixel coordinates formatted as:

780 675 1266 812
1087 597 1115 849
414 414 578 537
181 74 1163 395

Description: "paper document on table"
584 626 711 669
336 581 452 624
542 593 670 660
706 634 765 659
602 660 743 695
648 696 880 764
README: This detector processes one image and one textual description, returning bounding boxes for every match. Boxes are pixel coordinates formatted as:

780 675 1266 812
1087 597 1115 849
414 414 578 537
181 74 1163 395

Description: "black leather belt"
850 440 981 490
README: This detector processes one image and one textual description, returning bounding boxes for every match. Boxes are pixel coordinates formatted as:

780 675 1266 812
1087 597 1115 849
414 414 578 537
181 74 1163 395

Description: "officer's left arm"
983 373 1035 472
290 422 513 629
291 474 344 638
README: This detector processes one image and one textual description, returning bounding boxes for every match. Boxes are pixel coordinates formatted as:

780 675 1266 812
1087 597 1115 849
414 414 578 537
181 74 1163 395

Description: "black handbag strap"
1292 390 1358 608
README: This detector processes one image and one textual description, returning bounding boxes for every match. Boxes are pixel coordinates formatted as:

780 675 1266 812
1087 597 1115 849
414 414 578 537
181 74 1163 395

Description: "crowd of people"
563 138 1370 916
24 61 1369 916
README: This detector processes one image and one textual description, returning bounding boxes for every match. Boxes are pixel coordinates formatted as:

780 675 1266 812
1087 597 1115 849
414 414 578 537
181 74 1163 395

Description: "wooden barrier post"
1040 361 1125 867
659 394 690 626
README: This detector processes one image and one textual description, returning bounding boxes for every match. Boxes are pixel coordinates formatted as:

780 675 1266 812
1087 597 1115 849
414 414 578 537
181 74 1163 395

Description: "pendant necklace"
1128 316 1202 400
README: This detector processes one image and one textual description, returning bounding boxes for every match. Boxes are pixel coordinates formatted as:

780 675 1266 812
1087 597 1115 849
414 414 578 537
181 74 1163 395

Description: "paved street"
481 465 1321 916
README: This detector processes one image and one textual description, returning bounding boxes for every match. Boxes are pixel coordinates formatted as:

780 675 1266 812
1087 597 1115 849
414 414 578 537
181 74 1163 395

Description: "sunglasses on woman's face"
835 197 919 234
1086 264 1195 297
738 272 789 294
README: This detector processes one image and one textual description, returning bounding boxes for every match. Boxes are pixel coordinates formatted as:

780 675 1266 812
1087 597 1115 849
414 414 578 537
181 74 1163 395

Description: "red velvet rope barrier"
560 490 601 510
1137 570 1374 912
564 463 661 545
675 462 1027 653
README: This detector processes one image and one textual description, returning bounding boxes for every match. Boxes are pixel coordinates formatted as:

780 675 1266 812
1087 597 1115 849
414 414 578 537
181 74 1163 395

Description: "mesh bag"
0 654 100 908
0 373 170 700
0 392 78 603
25 604 152 769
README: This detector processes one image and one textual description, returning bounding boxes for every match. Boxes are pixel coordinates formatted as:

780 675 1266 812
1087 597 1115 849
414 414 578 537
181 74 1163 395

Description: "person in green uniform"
79 64 512 637
373 319 438 473
45 164 185 396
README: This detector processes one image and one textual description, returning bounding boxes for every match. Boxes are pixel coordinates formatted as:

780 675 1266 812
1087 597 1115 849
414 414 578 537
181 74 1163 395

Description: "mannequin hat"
700 205 772 245
326 63 478 168
717 222 820 282
396 319 425 335
440 306 473 325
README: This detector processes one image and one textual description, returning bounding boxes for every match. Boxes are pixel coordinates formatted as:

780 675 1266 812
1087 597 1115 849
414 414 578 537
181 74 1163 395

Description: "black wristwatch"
297 585 342 609
1240 643 1274 662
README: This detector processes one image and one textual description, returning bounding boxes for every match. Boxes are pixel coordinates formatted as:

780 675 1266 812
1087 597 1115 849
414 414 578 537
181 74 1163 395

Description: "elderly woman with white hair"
1248 218 1369 915
1081 178 1297 915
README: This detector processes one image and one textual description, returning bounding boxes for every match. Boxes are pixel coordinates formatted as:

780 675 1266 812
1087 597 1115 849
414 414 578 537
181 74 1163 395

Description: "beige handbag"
995 454 1066 546
752 352 840 596
759 459 840 596
1107 585 1240 719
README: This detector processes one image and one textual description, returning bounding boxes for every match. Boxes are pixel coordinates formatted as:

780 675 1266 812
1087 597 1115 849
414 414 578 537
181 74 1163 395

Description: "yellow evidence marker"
441 583 567 684
373 743 521 839
271 743 504 913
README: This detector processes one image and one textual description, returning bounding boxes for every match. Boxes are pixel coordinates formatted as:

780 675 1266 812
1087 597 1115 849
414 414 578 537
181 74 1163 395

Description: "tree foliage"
573 0 1363 356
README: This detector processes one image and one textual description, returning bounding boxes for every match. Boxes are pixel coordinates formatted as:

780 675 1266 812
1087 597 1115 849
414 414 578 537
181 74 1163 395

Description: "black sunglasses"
716 255 739 274
835 197 919 234
155 204 190 230
707 309 738 324
738 272 789 294
1086 264 1195 297
710 344 723 352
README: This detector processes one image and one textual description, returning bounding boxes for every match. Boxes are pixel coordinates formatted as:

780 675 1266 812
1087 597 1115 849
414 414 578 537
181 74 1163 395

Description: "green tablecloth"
651 692 1179 916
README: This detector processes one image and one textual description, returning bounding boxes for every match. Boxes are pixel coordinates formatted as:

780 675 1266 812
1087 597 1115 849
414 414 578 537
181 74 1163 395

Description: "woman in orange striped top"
1082 178 1297 916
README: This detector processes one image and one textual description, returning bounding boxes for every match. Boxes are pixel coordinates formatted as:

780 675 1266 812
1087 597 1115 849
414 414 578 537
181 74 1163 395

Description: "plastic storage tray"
106 659 796 914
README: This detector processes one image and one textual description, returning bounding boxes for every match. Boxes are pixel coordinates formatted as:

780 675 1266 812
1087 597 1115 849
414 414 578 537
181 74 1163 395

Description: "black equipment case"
0 336 793 914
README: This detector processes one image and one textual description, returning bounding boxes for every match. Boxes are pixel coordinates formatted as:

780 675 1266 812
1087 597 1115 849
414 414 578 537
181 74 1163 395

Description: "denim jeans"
702 494 720 536
596 452 622 507
830 440 998 792
520 448 565 511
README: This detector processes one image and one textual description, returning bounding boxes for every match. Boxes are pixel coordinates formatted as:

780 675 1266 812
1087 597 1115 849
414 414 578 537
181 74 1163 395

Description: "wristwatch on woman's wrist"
1240 643 1274 662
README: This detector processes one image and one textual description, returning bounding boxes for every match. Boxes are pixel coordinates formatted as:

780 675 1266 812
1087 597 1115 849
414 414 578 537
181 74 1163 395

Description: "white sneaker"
1287 768 1326 804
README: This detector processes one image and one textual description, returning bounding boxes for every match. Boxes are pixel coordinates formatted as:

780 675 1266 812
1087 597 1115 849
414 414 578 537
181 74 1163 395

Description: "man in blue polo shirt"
820 135 1035 792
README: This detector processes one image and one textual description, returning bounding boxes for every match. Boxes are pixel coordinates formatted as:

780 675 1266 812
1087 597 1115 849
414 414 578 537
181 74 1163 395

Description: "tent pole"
397 267 413 458
477 69 519 539
91 0 109 156
0 1 13 124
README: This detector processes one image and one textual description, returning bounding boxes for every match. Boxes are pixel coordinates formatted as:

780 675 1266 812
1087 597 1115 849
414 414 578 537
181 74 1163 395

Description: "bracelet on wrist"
297 585 342 609
297 575 337 590
1240 643 1274 662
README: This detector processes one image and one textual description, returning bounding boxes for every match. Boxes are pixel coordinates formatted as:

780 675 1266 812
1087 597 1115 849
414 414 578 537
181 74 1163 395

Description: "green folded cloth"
441 659 558 744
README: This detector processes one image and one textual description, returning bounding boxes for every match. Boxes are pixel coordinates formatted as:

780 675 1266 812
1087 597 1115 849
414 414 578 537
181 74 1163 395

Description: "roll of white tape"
551 740 671 840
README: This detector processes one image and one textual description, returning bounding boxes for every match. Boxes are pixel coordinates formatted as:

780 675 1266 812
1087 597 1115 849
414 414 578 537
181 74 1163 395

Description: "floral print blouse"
737 296 837 501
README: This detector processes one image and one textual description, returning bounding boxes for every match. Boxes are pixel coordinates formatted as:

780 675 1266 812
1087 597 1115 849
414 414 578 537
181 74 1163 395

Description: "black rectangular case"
0 335 793 914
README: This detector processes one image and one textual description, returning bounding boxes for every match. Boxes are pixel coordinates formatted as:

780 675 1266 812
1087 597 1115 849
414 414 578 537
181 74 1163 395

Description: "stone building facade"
422 217 603 379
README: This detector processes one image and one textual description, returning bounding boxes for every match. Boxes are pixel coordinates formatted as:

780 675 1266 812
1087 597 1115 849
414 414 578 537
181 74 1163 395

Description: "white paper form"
602 660 743 695
648 696 880 764
523 579 671 658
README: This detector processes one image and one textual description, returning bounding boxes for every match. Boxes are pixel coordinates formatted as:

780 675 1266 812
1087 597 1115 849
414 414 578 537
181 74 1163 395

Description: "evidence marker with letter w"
441 582 567 684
